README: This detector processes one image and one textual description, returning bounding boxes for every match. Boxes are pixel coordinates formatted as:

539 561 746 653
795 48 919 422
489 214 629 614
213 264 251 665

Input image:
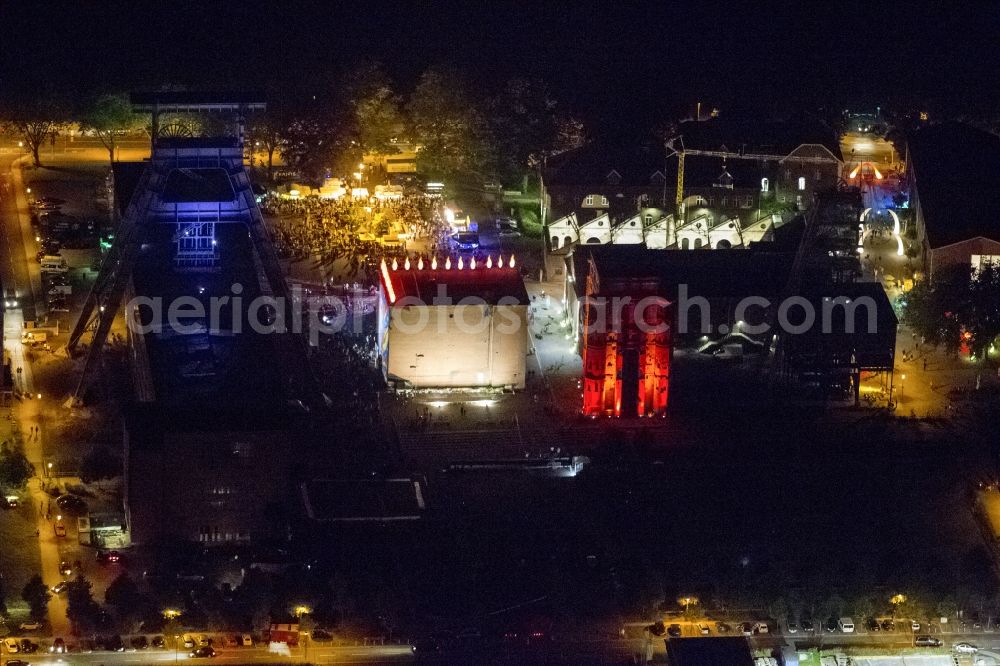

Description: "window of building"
761 177 769 192
644 213 653 225
972 255 1000 272
584 195 595 207
694 238 703 249
798 176 806 191
651 170 666 185
606 170 622 186
681 237 690 250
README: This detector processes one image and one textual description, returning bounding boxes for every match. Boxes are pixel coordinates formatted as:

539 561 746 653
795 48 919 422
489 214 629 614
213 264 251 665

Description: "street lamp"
900 374 906 401
294 605 312 664
678 596 699 616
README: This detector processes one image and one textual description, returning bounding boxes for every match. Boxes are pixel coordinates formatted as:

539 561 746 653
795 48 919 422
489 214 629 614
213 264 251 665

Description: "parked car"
880 619 894 631
953 642 978 654
755 622 769 635
800 619 815 632
18 640 38 653
59 561 72 576
697 623 710 635
911 620 921 631
152 636 166 649
240 634 253 647
667 624 682 638
50 581 68 594
131 636 148 650
914 635 942 647
825 618 838 632
223 635 238 648
189 646 216 658
786 622 798 634
716 622 731 633
866 617 880 632
4 638 20 653
739 622 754 636
49 637 66 653
182 636 196 648
18 621 42 631
102 635 125 652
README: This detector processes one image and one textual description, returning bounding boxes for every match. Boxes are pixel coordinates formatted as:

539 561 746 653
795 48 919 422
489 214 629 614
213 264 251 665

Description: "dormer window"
606 170 622 186
650 170 666 185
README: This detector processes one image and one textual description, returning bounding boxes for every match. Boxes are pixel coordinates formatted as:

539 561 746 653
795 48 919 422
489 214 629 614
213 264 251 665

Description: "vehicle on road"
914 635 942 647
4 495 19 509
452 232 480 251
3 289 18 310
5 660 30 666
838 617 855 633
49 637 66 653
697 623 710 635
54 521 67 537
953 642 978 653
739 622 754 636
240 634 253 646
787 622 798 634
498 228 521 238
190 646 216 658
50 581 68 594
152 636 165 648
667 624 682 637
97 550 121 564
18 622 41 631
755 622 769 634
59 561 72 576
4 638 20 652
131 636 148 650
911 620 921 631
716 622 731 633
410 638 439 653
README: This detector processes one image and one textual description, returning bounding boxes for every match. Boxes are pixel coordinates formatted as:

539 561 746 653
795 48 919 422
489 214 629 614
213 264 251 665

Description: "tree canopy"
80 93 141 163
905 262 1000 359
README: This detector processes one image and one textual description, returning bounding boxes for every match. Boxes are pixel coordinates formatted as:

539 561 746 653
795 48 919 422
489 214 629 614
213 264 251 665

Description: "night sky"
2 1 999 128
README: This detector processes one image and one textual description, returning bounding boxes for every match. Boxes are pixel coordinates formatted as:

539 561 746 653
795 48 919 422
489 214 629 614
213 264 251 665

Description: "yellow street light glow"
162 608 182 619
294 605 312 617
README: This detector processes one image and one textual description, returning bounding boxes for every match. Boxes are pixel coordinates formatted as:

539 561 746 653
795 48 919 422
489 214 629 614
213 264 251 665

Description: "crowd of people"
261 193 449 283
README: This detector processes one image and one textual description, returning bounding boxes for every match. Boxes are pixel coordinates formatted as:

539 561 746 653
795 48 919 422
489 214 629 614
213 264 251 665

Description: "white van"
40 255 68 273
838 617 855 633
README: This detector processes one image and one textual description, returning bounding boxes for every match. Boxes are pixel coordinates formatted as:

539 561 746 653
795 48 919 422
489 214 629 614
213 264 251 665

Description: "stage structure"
65 92 310 404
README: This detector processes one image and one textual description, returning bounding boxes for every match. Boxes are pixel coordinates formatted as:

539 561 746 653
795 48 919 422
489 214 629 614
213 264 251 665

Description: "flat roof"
301 479 426 522
908 121 1000 248
381 264 528 305
666 637 754 666
573 244 796 299
162 168 236 203
131 91 265 110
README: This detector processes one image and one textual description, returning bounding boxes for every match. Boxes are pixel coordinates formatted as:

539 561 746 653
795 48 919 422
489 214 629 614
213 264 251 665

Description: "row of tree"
253 61 585 187
0 63 586 189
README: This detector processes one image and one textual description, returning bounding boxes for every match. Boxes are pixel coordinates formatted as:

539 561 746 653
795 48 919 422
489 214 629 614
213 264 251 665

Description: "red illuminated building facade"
580 275 671 418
